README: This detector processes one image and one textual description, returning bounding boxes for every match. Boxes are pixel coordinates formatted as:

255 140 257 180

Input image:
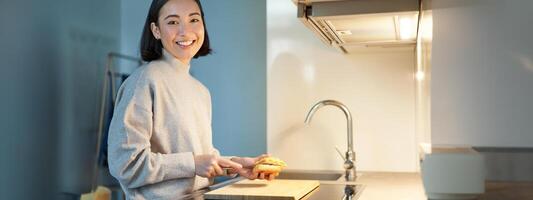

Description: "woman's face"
151 0 205 65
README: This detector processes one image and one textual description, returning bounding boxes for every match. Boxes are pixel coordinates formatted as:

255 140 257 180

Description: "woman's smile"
176 39 196 48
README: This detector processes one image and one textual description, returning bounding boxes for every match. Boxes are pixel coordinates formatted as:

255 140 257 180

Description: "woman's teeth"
177 40 194 47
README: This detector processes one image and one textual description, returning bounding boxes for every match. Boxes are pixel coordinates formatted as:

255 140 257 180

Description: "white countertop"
355 172 426 200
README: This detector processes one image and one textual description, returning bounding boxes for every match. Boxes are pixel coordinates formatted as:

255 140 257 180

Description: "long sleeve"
108 52 215 198
107 70 196 189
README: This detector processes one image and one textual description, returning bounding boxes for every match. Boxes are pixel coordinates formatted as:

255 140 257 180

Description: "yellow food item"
80 186 111 200
253 156 287 174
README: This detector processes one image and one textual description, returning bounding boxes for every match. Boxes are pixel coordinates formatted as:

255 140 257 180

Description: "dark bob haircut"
140 0 212 62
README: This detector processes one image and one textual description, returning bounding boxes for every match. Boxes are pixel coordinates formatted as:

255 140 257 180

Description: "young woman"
107 0 275 199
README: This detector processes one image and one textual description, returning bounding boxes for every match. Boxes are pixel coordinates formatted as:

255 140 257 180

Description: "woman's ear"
151 22 161 40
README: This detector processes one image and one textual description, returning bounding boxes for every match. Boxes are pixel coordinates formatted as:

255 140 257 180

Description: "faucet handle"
335 146 347 161
336 146 355 171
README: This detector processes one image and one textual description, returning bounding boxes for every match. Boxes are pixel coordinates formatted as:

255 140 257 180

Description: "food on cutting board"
253 156 287 175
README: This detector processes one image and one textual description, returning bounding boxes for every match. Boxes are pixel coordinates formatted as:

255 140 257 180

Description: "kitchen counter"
180 171 533 199
478 181 533 200
353 172 533 200
181 171 426 200
354 172 426 200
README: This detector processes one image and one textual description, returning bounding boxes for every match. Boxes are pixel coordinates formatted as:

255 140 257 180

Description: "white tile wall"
267 0 418 172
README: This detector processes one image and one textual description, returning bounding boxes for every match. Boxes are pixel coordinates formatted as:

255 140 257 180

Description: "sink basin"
306 184 364 200
275 170 363 200
277 170 344 181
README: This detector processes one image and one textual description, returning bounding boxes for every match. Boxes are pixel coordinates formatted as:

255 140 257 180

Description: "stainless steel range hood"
296 0 420 53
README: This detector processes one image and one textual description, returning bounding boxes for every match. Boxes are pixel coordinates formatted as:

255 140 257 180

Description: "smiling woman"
140 0 211 63
107 0 274 199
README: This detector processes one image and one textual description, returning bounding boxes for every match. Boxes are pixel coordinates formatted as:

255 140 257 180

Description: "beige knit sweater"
108 50 220 200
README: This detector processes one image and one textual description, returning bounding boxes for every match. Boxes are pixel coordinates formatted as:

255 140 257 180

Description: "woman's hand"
194 154 242 178
231 154 277 181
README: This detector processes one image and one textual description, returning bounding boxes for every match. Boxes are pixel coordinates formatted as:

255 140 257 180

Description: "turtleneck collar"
162 49 191 73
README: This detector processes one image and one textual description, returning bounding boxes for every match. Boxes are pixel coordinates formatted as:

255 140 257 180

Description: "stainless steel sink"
306 184 364 200
276 169 344 181
276 170 364 200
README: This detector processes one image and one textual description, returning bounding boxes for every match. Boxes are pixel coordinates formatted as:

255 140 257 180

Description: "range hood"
296 0 420 53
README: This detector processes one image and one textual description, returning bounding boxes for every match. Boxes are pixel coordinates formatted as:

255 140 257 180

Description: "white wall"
415 0 433 149
431 0 533 147
267 0 418 172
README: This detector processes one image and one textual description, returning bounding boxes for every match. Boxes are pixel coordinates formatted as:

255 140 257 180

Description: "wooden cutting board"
204 179 320 200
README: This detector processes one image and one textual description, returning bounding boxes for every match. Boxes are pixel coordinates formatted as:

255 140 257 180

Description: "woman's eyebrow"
164 14 180 20
164 12 200 20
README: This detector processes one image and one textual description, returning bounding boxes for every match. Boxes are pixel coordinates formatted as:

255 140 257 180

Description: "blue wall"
0 0 121 199
191 0 267 157
0 2 61 199
57 0 121 196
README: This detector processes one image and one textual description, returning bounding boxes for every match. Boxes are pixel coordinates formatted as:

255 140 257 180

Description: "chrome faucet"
304 100 357 181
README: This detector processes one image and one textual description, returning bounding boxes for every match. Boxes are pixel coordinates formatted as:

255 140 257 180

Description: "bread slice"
255 157 287 167
253 157 287 174
253 164 282 173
